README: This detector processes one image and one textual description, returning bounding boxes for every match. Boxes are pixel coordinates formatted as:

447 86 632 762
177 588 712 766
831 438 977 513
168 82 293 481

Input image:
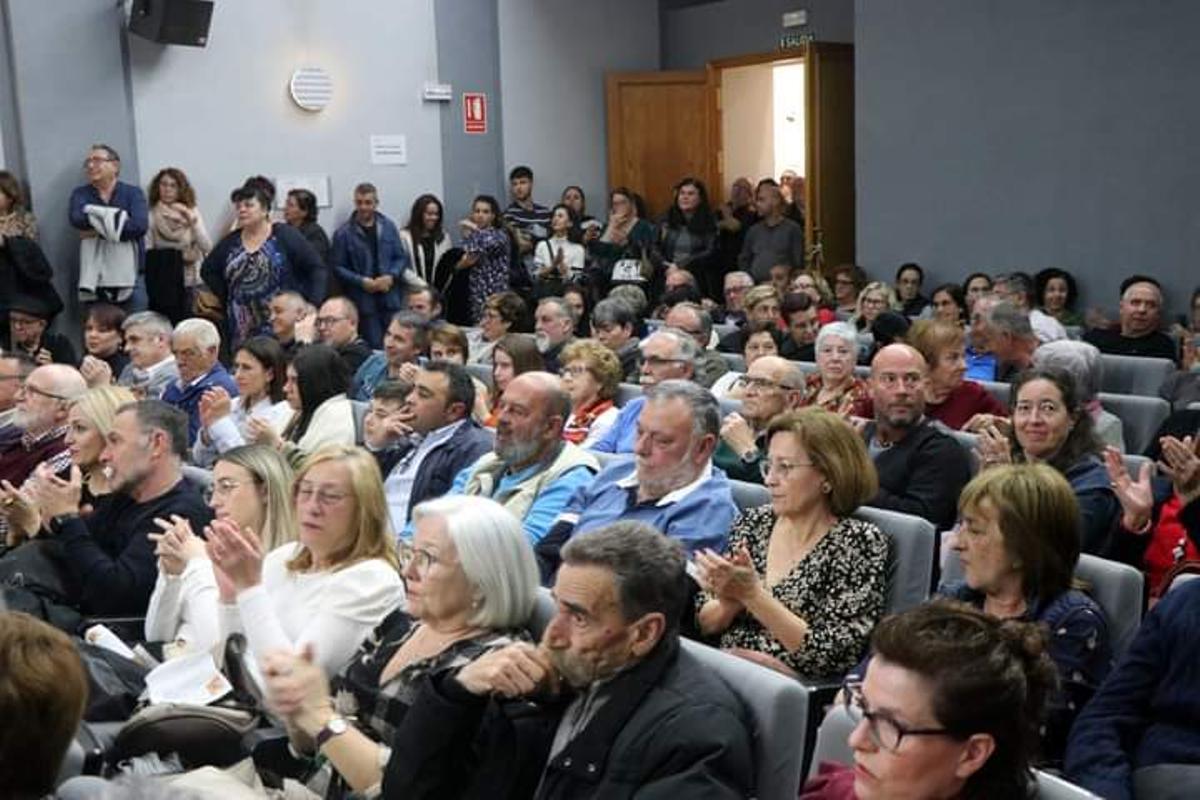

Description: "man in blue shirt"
590 327 698 454
161 318 238 444
450 372 598 546
538 379 738 580
68 143 149 309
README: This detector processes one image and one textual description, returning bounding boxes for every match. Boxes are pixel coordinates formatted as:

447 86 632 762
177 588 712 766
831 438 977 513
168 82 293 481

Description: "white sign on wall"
273 174 332 208
370 134 408 166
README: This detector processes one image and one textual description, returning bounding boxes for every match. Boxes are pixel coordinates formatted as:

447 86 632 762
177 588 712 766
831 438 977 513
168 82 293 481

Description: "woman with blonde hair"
0 384 135 544
207 443 402 675
696 407 889 678
559 338 622 446
145 444 298 656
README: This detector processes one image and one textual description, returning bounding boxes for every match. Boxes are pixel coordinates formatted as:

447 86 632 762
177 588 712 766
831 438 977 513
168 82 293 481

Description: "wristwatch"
49 512 80 534
315 715 350 751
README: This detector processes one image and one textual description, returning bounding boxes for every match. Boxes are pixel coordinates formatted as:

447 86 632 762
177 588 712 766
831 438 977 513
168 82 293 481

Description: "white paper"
144 651 232 706
84 624 137 661
273 174 331 208
370 134 407 166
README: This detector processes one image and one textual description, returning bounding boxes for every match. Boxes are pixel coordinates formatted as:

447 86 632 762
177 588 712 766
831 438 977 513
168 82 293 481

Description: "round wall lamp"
289 66 333 112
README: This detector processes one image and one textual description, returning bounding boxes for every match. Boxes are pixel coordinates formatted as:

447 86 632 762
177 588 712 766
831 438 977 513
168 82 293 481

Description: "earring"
471 596 484 610
821 481 832 494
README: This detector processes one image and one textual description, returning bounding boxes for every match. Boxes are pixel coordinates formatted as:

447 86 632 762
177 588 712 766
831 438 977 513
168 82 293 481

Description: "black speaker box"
128 0 214 48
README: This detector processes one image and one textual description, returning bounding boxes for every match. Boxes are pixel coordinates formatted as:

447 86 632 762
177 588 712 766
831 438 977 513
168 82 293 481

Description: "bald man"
450 372 599 546
862 344 970 529
0 364 87 488
713 356 805 483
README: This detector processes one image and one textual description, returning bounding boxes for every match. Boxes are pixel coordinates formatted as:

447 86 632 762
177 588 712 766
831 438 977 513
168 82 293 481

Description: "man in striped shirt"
504 165 552 280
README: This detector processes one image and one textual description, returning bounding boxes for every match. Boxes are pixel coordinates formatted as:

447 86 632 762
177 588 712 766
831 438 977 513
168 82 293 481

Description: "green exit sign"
780 32 809 49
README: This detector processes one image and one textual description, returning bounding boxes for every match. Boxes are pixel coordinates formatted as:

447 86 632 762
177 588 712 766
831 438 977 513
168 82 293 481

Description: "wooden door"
805 42 856 273
606 71 716 219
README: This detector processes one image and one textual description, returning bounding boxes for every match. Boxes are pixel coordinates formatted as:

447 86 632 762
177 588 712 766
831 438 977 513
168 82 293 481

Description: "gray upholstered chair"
1098 392 1170 455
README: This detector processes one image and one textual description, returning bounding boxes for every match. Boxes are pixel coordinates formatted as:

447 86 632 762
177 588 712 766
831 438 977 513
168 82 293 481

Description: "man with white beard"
0 364 86 489
535 379 738 581
533 296 576 375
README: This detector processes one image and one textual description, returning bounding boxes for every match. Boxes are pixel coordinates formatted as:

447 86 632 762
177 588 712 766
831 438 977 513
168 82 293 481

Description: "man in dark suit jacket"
862 343 971 530
383 361 493 537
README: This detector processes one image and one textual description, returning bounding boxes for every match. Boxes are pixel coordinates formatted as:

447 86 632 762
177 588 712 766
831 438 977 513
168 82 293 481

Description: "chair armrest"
80 616 147 645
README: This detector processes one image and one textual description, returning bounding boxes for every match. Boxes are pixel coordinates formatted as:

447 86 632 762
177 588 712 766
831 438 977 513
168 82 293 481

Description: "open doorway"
720 58 805 194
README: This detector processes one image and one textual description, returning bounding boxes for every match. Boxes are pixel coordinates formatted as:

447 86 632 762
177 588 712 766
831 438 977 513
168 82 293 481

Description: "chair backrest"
720 352 746 372
465 362 494 390
615 382 643 408
1168 571 1200 593
350 399 369 444
948 430 981 476
1123 453 1154 482
1075 553 1145 657
978 379 1011 408
807 703 855 778
853 506 937 614
1097 392 1170 455
529 589 810 800
714 322 740 340
792 360 820 376
1098 354 1175 397
730 479 770 513
853 364 871 378
719 397 744 418
1035 770 1103 799
180 464 214 495
1064 325 1083 341
681 639 810 800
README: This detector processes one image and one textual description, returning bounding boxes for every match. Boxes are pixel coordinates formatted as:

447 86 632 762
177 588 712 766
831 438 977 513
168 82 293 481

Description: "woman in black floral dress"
696 407 889 678
260 495 540 798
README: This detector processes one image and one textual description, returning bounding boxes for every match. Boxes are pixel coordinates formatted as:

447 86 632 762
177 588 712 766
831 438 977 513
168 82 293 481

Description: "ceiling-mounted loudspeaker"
128 0 214 47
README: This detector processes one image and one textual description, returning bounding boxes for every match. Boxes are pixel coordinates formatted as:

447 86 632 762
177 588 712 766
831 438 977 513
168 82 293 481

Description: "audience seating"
978 379 1011 408
729 480 770 513
180 464 214 494
719 397 744 417
853 506 938 613
713 322 740 340
1098 392 1170 454
614 382 643 408
941 551 1145 657
1123 453 1153 481
465 362 494 389
947 430 981 475
853 365 871 378
793 361 820 376
719 353 746 372
1168 572 1199 593
1064 325 1083 341
807 705 1102 798
1099 354 1175 397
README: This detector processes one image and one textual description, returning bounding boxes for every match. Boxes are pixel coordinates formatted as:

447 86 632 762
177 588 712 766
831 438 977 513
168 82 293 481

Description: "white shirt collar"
615 459 713 507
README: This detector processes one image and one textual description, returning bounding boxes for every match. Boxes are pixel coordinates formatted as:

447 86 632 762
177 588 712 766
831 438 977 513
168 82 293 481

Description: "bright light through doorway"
773 63 805 180
720 60 805 188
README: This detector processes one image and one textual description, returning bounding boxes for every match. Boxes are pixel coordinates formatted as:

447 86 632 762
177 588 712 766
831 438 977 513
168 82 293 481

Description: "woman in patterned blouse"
457 194 512 324
695 407 889 678
800 321 873 419
261 494 539 799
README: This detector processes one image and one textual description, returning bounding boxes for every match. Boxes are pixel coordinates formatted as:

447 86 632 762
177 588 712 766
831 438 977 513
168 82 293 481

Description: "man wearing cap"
1 284 75 365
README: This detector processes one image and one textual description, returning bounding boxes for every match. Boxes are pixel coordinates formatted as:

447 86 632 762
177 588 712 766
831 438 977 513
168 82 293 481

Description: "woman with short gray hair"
261 494 538 798
801 321 871 417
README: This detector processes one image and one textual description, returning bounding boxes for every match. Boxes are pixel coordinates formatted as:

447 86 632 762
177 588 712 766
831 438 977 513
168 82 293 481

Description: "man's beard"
10 408 47 434
879 406 921 429
496 436 540 467
112 460 152 495
534 332 551 353
546 644 624 690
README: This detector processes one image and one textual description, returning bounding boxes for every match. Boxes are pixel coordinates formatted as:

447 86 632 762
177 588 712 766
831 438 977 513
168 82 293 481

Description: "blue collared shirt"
555 456 738 556
588 396 643 454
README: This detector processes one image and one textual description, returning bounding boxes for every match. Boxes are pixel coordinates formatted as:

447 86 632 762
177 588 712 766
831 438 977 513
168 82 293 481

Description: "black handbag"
0 538 82 633
145 247 189 324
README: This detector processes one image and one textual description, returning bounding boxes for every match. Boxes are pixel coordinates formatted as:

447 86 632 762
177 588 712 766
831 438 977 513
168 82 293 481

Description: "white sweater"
218 542 403 676
144 557 221 654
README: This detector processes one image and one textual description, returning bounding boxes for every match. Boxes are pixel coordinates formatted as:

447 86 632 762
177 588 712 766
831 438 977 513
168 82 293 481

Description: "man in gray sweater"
738 179 805 282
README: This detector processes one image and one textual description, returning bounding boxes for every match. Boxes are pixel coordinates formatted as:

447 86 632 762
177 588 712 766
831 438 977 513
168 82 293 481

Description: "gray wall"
435 0 507 229
129 0 444 240
498 0 660 212
2 0 140 328
855 0 1200 318
660 0 853 69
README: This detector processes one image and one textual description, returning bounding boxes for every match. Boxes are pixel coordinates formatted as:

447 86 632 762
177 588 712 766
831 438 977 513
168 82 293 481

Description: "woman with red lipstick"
803 601 1057 800
976 367 1119 557
907 319 1007 431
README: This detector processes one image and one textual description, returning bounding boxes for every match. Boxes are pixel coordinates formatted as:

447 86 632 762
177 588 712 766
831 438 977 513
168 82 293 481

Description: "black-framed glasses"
18 383 71 402
842 680 957 752
736 375 797 393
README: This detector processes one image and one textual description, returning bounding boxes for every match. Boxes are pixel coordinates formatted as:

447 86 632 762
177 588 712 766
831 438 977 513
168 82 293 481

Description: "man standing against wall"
503 165 551 281
738 179 804 283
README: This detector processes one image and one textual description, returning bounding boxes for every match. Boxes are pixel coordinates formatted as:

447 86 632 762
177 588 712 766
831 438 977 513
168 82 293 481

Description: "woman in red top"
558 339 622 447
907 319 1007 430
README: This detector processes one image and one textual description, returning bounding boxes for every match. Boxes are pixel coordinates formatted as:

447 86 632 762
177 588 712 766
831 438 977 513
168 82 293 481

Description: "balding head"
12 365 87 435
870 344 928 434
318 297 359 346
742 355 805 425
494 371 571 470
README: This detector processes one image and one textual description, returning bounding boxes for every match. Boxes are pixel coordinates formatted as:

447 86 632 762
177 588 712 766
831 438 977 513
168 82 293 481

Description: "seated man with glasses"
713 356 806 483
0 364 86 491
316 296 374 376
537 380 737 581
160 317 238 444
0 352 34 430
2 290 77 366
803 600 1058 800
664 301 729 388
590 328 698 454
862 344 970 530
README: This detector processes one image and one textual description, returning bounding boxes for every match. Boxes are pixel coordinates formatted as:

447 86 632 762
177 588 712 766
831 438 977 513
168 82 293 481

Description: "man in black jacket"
862 344 971 530
28 400 212 616
381 520 755 798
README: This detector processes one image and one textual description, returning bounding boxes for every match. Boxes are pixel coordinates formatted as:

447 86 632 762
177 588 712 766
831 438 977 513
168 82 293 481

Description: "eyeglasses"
842 680 956 752
737 376 797 393
9 316 44 329
641 355 688 369
83 156 115 166
18 383 70 402
295 483 349 507
211 478 246 497
398 542 443 574
560 365 590 379
759 459 814 479
315 316 349 328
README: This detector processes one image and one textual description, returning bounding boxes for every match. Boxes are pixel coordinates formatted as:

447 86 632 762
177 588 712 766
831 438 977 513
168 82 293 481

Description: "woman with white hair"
260 494 540 799
800 321 872 418
1033 339 1126 451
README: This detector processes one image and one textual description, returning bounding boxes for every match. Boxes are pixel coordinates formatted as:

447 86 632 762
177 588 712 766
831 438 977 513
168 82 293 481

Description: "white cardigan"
286 393 358 458
398 228 451 287
191 397 294 467
144 557 221 655
219 542 403 676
